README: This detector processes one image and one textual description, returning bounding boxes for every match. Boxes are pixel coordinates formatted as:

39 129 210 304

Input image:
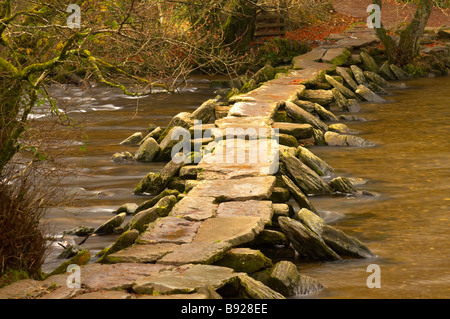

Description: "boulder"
272 122 314 140
285 101 328 132
235 274 285 299
295 208 374 259
249 229 289 246
134 154 185 195
302 89 334 105
140 127 163 146
97 229 140 263
325 74 358 100
264 260 324 296
329 176 357 194
191 99 216 124
390 64 411 80
214 248 273 274
379 62 396 80
312 103 339 121
134 138 160 162
277 133 298 147
312 128 326 145
165 112 194 132
350 65 368 85
360 51 379 73
331 89 361 112
48 250 91 276
324 131 373 147
296 146 334 177
157 126 190 162
280 152 333 195
270 187 290 203
363 71 388 87
113 203 138 215
63 226 94 237
119 132 143 145
281 175 317 213
125 195 177 233
110 151 134 163
278 217 341 261
179 165 198 179
355 85 386 103
328 123 358 135
321 47 351 66
134 189 180 215
253 64 276 83
94 213 126 235
336 67 358 90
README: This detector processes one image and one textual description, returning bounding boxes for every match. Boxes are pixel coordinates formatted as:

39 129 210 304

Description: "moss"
47 250 91 277
330 48 352 66
0 269 30 288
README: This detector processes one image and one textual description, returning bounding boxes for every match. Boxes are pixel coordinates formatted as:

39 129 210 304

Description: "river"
40 76 449 299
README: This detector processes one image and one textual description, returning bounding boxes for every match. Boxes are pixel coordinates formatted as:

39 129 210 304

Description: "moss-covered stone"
48 250 91 277
214 248 273 274
97 230 139 263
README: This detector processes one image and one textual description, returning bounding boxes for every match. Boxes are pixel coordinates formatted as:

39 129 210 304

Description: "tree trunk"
222 0 258 52
372 0 434 66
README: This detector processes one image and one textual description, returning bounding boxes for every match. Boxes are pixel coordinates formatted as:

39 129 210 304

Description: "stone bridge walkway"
1 27 389 299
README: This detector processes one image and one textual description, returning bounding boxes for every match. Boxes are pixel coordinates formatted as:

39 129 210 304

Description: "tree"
371 0 434 66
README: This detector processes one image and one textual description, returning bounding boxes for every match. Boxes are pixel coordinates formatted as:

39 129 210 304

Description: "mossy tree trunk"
372 0 434 66
222 0 258 52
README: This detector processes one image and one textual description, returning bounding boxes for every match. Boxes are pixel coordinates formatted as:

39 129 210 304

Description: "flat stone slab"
45 263 171 291
292 48 328 68
188 176 276 202
132 264 236 295
216 200 273 226
157 242 232 266
215 116 273 129
229 101 278 118
198 139 279 179
137 217 202 244
193 216 266 246
103 243 179 263
334 30 379 48
169 196 217 221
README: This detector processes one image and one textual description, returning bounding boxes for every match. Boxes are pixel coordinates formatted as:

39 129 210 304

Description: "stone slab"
157 242 232 266
216 200 274 226
103 243 179 264
137 217 202 244
228 101 279 118
188 176 276 202
169 196 218 221
193 216 266 246
132 264 236 295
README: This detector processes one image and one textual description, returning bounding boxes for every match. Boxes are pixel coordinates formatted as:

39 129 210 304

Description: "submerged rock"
324 131 373 147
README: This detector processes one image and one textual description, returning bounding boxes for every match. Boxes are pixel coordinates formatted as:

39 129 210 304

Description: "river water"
40 76 449 299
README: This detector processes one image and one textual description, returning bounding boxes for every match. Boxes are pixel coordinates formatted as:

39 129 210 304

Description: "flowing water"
40 76 449 299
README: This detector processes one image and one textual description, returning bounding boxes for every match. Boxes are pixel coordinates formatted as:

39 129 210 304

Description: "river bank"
0 25 449 299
